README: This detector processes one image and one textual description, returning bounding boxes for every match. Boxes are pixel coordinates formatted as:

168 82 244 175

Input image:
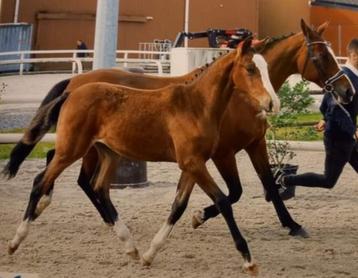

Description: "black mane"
263 32 296 52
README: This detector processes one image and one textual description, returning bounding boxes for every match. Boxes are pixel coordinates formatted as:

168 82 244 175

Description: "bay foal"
8 39 274 274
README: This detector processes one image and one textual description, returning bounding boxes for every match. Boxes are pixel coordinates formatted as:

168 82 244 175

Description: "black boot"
278 185 296 200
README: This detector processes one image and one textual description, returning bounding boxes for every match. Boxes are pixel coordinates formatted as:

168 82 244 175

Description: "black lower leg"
169 196 190 225
216 193 251 262
77 167 114 224
97 188 118 225
24 172 46 221
202 184 242 222
201 155 243 222
262 173 302 232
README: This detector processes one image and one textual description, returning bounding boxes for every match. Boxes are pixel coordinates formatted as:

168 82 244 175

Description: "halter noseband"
301 40 346 93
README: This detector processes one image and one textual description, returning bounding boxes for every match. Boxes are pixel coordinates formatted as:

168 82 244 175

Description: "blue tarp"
0 23 32 72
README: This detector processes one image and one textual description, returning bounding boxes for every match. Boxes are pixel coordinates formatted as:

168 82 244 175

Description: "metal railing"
0 49 171 75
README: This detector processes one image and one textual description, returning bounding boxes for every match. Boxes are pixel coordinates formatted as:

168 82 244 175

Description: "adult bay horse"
4 20 354 239
8 39 275 275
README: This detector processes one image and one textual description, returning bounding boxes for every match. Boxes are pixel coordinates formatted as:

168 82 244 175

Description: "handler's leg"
348 144 358 173
283 138 353 189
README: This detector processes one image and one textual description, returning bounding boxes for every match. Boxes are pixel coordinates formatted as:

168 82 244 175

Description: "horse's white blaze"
142 222 173 264
113 219 137 254
9 220 30 250
35 191 53 216
253 54 280 113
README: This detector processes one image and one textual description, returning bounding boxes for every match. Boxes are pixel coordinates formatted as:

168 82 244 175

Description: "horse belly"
99 119 175 162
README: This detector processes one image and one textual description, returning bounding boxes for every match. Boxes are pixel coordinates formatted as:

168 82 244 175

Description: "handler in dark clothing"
277 38 358 194
76 40 88 58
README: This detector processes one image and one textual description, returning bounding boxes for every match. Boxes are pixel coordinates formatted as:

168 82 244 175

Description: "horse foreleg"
192 152 243 229
246 138 308 238
190 159 257 275
142 171 195 266
94 143 139 259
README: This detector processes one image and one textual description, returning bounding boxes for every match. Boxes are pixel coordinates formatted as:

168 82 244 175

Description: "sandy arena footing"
0 150 357 278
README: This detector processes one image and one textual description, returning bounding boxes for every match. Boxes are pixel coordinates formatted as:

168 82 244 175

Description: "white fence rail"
0 49 171 75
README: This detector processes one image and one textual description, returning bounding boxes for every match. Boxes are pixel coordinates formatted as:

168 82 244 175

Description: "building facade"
0 0 259 50
0 0 357 55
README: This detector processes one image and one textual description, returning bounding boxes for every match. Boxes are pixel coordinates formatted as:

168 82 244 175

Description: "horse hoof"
243 261 259 276
8 243 18 255
126 248 140 260
141 257 152 267
192 210 204 229
289 227 310 238
141 252 153 267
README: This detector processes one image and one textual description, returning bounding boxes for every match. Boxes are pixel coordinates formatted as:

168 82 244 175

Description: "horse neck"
174 67 203 83
263 33 305 91
191 52 235 121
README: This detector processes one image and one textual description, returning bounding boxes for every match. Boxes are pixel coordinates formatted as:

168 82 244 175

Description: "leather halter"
301 40 347 94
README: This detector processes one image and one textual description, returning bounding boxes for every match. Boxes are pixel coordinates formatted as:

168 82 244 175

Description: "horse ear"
252 37 269 52
317 21 329 35
300 18 310 37
236 37 252 59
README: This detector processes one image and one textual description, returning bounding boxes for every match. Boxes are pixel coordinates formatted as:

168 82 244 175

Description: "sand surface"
0 151 357 278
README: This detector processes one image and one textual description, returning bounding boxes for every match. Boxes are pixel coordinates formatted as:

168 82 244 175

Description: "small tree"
267 80 314 170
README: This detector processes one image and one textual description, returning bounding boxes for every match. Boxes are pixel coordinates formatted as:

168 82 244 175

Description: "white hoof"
126 248 140 260
192 210 205 229
141 251 153 266
243 261 259 276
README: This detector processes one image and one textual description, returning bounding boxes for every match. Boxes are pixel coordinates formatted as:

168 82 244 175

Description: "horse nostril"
269 100 273 112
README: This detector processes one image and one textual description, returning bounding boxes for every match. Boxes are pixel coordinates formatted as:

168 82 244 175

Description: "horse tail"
40 78 71 106
2 80 70 179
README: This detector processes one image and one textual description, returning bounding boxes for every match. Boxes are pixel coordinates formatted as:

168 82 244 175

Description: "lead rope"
329 91 357 142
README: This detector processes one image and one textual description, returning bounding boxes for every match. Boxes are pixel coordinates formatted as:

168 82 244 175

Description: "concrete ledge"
0 134 325 151
0 133 56 144
275 140 324 152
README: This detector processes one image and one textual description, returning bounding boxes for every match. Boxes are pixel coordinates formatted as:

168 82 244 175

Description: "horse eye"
246 65 256 74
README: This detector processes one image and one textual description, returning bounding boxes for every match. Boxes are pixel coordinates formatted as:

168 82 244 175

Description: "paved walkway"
0 74 72 129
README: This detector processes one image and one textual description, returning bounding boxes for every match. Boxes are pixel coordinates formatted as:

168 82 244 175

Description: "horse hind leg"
8 154 74 255
33 149 56 218
93 142 139 259
142 171 195 266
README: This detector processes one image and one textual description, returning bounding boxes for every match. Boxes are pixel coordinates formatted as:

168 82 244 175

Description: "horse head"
298 19 355 104
232 37 280 116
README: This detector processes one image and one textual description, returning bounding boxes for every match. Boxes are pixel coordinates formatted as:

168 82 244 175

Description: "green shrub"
267 80 315 168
